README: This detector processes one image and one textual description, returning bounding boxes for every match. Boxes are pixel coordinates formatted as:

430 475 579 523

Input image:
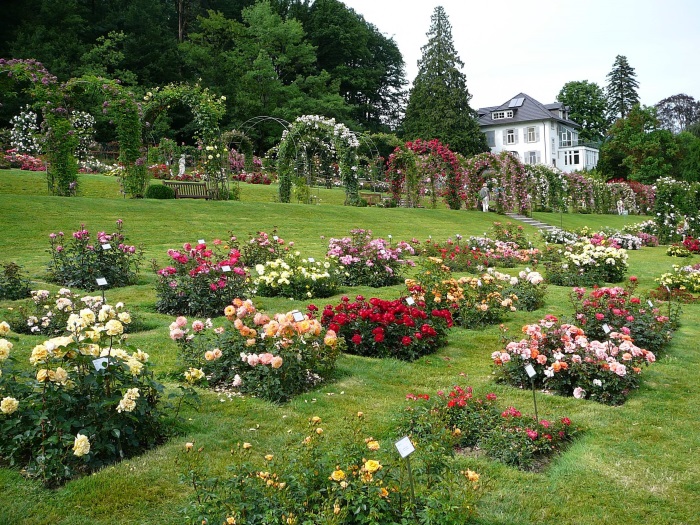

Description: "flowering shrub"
492 316 656 405
490 221 529 246
570 279 681 354
666 244 693 257
232 229 290 267
5 288 134 336
148 163 171 179
327 229 414 287
413 235 539 272
543 240 628 286
0 310 168 486
398 386 580 470
232 172 272 185
181 412 482 524
406 259 519 328
46 220 143 290
682 236 700 253
3 148 45 171
318 295 452 360
541 227 579 245
253 252 342 300
171 299 341 402
506 268 547 311
657 263 700 294
154 241 249 317
0 262 31 300
9 106 42 155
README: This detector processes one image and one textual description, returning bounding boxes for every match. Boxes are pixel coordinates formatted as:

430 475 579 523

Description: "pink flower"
232 374 242 387
247 354 260 366
192 320 204 332
170 328 184 340
595 313 605 321
573 387 586 399
176 316 187 328
526 429 538 440
259 353 274 365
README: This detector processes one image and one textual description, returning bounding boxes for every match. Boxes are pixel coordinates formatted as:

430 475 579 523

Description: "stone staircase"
504 212 559 232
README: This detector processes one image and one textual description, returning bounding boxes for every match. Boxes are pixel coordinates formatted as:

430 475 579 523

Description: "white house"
477 93 599 172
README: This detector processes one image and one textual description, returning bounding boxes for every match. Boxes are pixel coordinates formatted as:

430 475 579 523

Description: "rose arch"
385 139 463 209
277 115 360 204
142 83 227 199
461 151 528 213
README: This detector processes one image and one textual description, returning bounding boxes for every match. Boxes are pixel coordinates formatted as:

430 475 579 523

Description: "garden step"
504 213 558 231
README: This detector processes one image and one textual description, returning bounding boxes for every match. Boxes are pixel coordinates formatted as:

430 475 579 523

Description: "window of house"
526 126 539 143
492 110 513 120
505 129 517 145
485 130 495 147
525 151 540 165
564 150 581 166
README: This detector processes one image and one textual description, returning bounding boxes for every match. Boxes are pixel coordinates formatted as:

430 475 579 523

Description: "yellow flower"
0 321 10 336
118 312 131 324
0 338 13 361
53 366 69 385
30 344 48 365
105 319 124 336
310 416 322 424
316 428 323 435
226 517 236 525
333 503 341 515
379 487 389 498
243 442 252 449
185 442 194 451
463 469 480 482
184 367 205 383
36 369 51 382
366 440 380 451
364 460 381 473
323 330 338 347
0 396 19 415
357 411 364 418
73 433 91 456
265 454 274 461
330 469 346 481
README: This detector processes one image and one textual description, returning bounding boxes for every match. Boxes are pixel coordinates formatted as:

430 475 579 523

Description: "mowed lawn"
0 169 698 525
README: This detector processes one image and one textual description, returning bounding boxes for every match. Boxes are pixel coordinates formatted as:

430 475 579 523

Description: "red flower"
561 417 571 426
401 336 412 346
351 334 362 345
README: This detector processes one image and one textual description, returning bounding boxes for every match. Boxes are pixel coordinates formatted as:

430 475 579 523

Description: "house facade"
477 93 599 172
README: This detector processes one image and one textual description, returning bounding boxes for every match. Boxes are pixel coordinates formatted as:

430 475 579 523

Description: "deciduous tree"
557 80 610 143
655 94 700 134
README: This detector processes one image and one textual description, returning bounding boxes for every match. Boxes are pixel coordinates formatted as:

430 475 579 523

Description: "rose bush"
492 315 656 405
253 251 342 300
317 295 452 360
171 299 342 403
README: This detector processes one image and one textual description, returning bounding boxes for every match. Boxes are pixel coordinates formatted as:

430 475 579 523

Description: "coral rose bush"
171 299 342 402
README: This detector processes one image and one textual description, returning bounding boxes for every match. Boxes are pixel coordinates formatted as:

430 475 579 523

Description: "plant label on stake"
602 324 611 334
221 265 231 273
395 437 417 517
308 257 315 263
198 239 205 245
524 364 539 422
405 297 415 306
96 277 108 301
395 436 415 458
92 357 108 371
648 300 654 308
273 236 279 241
101 243 111 250
292 311 304 322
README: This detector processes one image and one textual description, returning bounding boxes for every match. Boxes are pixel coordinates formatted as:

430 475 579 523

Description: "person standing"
478 183 490 212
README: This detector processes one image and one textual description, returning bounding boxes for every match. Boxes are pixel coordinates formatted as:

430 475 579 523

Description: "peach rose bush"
170 299 342 403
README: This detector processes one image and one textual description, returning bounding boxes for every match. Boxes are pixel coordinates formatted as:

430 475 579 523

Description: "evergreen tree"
606 55 640 120
402 6 487 156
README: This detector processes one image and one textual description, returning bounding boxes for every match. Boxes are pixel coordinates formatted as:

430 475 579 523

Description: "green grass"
1 169 699 524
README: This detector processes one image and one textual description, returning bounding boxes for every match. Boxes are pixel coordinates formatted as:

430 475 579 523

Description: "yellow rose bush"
181 411 483 524
171 298 342 402
0 306 170 487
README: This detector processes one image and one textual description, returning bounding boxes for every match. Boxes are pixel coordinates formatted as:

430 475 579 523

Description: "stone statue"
178 154 186 177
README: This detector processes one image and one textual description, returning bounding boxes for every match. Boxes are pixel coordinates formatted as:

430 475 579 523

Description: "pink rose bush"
155 241 249 317
327 229 415 287
493 315 656 405
170 299 342 402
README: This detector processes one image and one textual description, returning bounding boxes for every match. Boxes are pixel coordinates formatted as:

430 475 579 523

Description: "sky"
341 0 700 110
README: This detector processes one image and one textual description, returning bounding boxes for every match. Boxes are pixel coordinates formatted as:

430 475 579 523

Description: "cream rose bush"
0 305 170 487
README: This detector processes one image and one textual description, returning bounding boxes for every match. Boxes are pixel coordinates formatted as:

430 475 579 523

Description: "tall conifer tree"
402 6 487 155
606 55 640 120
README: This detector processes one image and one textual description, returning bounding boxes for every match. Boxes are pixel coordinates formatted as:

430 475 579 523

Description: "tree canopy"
655 94 700 134
402 6 488 157
557 80 609 143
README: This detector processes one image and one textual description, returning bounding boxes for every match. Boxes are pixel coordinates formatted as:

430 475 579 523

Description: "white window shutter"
502 130 507 144
535 128 541 142
514 129 519 144
536 151 541 163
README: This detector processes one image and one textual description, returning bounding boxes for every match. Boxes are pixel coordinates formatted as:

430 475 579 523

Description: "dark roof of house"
478 93 581 128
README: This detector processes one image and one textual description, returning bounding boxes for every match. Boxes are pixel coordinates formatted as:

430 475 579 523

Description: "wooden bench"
162 181 211 200
360 192 383 206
